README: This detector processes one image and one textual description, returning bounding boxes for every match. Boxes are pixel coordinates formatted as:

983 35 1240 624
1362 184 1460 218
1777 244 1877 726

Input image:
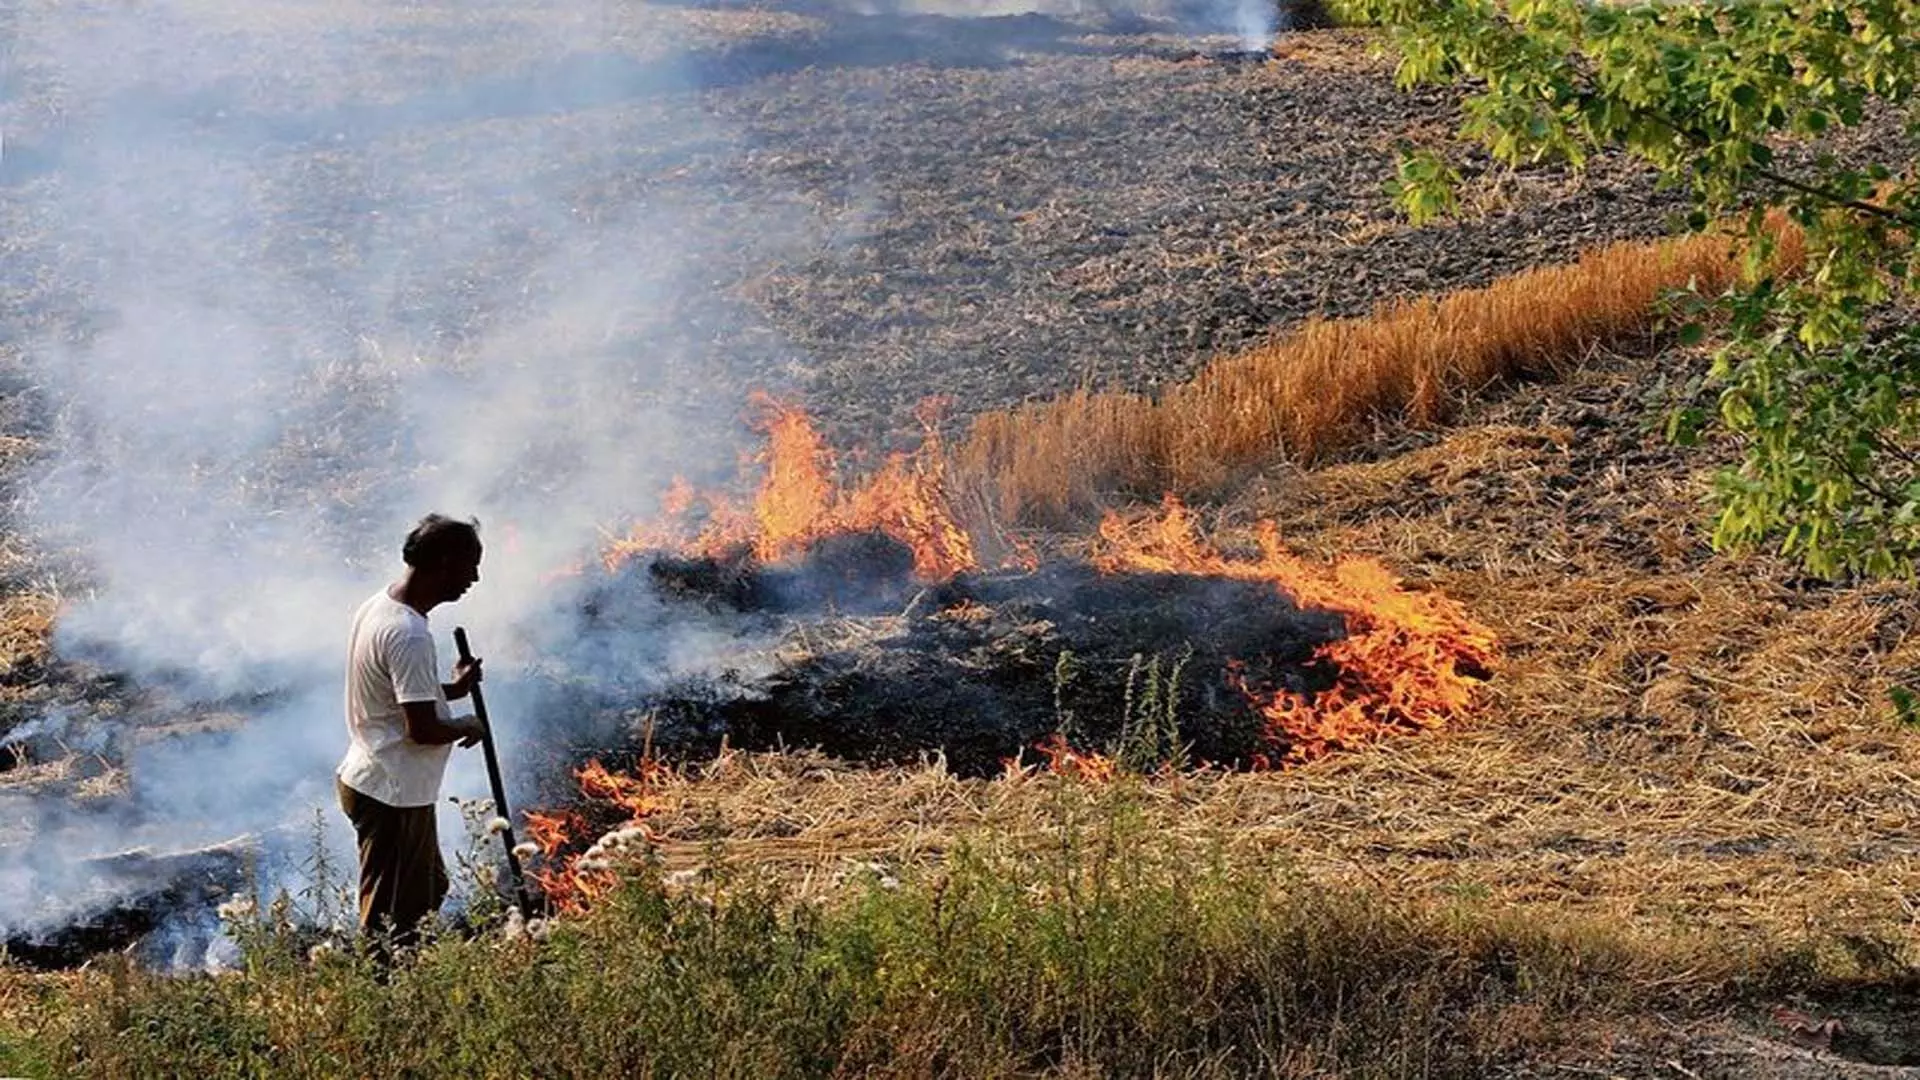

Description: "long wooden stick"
454 626 532 915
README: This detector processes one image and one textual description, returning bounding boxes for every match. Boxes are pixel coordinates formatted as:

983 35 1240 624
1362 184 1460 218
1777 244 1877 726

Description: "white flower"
308 941 338 964
511 841 539 860
486 817 511 835
215 895 256 922
527 917 551 943
577 825 650 868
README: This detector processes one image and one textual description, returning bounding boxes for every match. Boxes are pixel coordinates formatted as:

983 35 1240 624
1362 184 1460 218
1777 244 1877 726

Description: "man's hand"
446 656 483 700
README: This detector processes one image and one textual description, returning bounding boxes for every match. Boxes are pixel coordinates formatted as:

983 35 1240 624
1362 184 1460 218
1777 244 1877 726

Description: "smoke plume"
0 0 1287 961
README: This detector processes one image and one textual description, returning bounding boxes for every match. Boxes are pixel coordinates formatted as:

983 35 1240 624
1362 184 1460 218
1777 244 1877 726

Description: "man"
336 513 487 949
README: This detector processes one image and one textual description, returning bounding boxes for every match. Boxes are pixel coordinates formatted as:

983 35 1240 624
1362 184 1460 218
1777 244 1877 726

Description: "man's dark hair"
402 514 482 568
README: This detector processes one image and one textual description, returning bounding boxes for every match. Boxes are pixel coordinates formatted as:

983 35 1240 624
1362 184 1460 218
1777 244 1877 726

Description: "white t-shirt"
336 589 453 808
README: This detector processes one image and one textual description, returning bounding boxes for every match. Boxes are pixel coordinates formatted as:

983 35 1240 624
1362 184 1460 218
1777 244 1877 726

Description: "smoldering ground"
0 0 1319 961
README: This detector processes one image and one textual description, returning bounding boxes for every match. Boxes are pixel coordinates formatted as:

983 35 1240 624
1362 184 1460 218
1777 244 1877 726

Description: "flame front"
1092 496 1497 764
605 396 976 580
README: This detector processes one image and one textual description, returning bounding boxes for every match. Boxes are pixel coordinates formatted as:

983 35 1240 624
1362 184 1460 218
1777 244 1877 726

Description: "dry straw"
957 221 1802 525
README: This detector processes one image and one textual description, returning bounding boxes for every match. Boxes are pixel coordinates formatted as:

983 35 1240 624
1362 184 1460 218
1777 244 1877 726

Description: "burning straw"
539 431 1499 912
534 220 1820 919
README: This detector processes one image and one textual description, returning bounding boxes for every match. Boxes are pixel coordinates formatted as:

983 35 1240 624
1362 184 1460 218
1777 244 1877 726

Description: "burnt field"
0 1 1688 827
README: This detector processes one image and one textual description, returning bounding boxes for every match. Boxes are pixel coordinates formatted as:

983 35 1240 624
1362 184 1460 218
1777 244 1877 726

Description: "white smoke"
0 0 791 952
1232 0 1280 52
827 0 1283 44
0 0 1288 958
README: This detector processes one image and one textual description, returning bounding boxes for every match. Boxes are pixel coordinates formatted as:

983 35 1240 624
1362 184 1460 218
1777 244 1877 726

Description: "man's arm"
386 628 479 746
401 701 483 747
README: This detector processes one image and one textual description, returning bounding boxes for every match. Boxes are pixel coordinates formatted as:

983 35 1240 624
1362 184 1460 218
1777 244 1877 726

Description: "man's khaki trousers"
336 777 450 948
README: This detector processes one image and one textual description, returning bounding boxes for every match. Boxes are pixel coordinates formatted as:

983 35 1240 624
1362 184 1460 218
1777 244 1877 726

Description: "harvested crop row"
958 221 1803 525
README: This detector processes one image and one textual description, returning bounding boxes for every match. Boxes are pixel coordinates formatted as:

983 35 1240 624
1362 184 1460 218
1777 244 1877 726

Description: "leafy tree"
1346 0 1920 577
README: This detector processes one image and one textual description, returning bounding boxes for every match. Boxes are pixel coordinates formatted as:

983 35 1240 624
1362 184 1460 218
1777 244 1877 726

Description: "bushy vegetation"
0 781 1873 1079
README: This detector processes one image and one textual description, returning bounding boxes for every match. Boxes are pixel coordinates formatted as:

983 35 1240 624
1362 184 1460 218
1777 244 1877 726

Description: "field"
4 0 1920 1076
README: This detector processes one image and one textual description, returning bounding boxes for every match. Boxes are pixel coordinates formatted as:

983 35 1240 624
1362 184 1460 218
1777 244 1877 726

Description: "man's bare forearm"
409 720 464 745
402 702 478 745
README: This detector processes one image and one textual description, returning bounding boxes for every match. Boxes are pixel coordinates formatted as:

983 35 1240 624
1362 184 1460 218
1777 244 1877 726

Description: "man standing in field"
336 514 487 950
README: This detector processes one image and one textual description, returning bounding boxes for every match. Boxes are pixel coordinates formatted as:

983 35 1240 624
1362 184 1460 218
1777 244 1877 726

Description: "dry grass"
1268 28 1390 73
0 592 53 678
956 223 1801 526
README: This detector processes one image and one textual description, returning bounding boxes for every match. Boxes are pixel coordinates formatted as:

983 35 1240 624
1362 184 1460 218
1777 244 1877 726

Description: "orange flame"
752 401 837 561
524 809 578 851
523 808 588 909
1093 496 1496 764
603 396 976 580
578 757 667 816
524 759 668 915
1028 732 1118 782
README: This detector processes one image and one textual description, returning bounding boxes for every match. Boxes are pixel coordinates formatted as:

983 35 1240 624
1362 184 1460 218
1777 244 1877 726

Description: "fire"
1093 496 1496 764
523 758 670 915
526 405 1497 914
1023 732 1118 782
604 395 976 580
578 756 668 816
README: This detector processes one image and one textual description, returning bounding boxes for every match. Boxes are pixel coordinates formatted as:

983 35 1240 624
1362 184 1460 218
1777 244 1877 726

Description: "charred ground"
537 540 1348 776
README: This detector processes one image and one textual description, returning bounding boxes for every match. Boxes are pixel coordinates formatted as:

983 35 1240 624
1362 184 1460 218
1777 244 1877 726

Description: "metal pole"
453 626 532 916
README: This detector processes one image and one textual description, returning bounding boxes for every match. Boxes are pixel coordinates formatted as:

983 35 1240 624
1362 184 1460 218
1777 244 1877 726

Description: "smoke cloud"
0 0 1285 960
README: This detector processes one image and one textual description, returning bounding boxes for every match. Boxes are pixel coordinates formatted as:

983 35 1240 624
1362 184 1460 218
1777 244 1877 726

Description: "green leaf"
1388 149 1461 226
1893 685 1920 728
1358 0 1920 579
